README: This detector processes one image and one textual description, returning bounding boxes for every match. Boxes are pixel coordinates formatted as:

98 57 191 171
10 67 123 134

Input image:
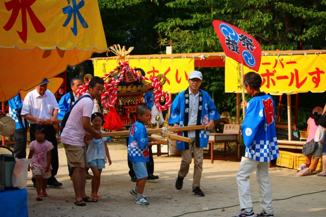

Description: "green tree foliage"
97 0 171 55
155 0 326 51
97 0 326 119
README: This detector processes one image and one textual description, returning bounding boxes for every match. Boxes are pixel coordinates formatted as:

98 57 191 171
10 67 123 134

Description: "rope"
76 61 171 111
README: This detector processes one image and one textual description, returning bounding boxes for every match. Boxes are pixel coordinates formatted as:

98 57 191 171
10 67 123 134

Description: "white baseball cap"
189 70 203 80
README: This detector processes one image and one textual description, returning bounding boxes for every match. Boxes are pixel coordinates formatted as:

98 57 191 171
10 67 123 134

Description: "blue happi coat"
144 92 154 109
242 93 279 162
8 93 28 130
168 89 220 150
58 92 74 120
128 121 150 162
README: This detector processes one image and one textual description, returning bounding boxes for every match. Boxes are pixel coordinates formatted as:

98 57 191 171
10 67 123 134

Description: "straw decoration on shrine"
76 45 171 130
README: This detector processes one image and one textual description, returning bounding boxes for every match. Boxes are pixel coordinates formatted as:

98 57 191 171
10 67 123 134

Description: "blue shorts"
131 162 148 179
88 159 105 169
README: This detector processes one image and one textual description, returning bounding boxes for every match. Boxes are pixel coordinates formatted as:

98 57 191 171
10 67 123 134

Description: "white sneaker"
135 196 149 205
233 209 255 217
130 188 137 196
256 210 274 216
130 188 146 199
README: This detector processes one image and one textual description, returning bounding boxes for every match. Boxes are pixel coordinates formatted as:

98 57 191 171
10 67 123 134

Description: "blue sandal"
82 196 98 202
74 200 86 206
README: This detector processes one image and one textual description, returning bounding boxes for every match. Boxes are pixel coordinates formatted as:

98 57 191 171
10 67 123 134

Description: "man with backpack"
60 76 104 206
58 78 93 180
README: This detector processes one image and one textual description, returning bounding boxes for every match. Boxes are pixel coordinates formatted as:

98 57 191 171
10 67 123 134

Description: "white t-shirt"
21 89 59 123
60 94 94 146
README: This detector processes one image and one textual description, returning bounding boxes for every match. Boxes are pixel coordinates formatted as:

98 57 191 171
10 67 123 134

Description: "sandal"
41 192 48 197
317 171 326 177
82 196 98 202
297 168 312 176
36 196 42 201
90 194 102 200
74 200 86 206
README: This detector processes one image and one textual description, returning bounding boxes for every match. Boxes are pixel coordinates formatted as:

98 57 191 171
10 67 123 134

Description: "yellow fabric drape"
0 0 107 101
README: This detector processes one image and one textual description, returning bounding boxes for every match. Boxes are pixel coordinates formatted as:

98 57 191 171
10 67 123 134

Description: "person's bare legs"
320 155 326 173
305 156 312 167
136 177 147 194
309 157 320 172
90 166 102 195
72 167 87 201
42 179 48 196
35 175 42 198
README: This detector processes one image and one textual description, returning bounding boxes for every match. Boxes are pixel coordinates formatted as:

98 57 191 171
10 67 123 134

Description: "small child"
28 125 53 201
128 105 159 205
85 112 112 200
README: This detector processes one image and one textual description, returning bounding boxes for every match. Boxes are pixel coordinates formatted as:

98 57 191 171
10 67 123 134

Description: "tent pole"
295 93 299 126
236 93 240 124
287 94 292 141
277 95 282 122
241 63 245 118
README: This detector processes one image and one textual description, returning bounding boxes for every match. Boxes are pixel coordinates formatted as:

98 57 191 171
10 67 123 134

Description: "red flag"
212 20 261 72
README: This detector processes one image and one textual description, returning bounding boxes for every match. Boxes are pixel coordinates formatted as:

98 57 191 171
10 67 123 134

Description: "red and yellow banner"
0 0 106 49
0 0 107 102
225 54 326 94
93 58 194 93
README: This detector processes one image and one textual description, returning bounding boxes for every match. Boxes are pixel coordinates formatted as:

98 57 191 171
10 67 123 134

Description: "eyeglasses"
190 79 202 83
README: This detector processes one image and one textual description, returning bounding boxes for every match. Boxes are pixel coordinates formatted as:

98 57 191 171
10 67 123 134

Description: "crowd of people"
2 70 326 217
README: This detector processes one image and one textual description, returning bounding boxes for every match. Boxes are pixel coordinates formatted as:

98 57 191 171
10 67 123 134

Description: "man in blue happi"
168 70 220 197
58 78 83 120
233 72 279 217
8 92 29 158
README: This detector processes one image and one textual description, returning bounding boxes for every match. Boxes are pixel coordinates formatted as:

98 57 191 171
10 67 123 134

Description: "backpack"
60 94 91 134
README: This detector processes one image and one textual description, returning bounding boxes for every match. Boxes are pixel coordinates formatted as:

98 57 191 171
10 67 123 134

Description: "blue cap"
39 78 49 86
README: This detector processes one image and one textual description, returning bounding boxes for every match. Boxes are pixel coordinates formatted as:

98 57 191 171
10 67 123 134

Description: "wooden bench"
277 140 305 150
208 124 240 163
275 122 297 131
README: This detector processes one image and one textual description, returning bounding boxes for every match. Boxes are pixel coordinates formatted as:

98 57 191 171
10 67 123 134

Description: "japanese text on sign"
225 55 326 94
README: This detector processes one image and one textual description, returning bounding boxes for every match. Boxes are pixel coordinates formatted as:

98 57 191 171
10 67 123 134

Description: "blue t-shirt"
128 121 149 162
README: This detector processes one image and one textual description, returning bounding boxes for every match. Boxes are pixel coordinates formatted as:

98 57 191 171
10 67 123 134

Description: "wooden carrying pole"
148 136 168 144
101 125 206 137
163 133 194 143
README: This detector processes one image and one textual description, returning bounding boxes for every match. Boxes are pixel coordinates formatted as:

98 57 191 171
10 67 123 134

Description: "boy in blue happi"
233 72 279 217
168 70 220 197
128 105 159 205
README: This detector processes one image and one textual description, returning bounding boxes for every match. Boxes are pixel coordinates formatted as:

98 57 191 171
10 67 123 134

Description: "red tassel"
103 108 125 130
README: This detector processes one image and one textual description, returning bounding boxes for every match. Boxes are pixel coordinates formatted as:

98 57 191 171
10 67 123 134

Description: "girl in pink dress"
28 125 54 201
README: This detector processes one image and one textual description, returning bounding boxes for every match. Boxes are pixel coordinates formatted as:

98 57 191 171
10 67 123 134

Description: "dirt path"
26 142 326 217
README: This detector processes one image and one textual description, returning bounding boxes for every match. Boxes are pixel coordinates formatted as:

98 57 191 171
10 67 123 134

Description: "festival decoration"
213 20 262 117
76 45 172 130
212 20 261 72
0 0 107 102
